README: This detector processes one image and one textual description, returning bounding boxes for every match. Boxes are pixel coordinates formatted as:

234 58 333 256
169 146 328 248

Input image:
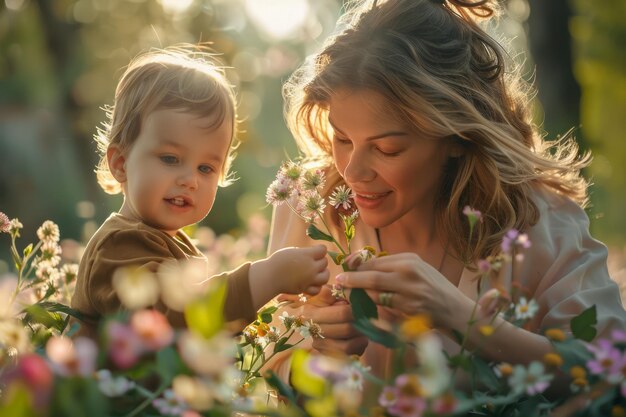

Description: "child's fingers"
303 285 321 295
306 244 328 259
314 257 328 272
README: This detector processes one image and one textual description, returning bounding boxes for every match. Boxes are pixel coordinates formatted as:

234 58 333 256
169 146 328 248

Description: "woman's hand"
299 285 369 356
335 253 465 328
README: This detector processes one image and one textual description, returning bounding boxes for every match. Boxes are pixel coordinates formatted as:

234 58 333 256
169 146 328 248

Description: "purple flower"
501 229 531 253
586 338 622 376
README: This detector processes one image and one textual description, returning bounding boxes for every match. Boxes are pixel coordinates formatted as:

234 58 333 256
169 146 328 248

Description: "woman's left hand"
335 253 464 327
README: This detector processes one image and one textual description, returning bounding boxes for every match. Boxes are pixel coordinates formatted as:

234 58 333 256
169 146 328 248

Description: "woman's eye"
198 165 214 174
377 148 402 157
333 135 351 144
160 155 178 164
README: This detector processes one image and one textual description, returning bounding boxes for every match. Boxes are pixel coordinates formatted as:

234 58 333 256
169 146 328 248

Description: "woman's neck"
380 205 439 252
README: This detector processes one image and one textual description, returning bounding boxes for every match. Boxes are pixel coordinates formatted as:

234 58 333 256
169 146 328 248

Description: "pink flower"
130 309 174 351
587 338 622 376
388 396 426 417
462 206 482 221
379 386 399 408
1 354 53 410
0 212 10 233
501 229 532 253
106 322 143 369
46 336 97 377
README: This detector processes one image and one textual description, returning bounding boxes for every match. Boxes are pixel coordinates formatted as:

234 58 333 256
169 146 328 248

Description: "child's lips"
165 196 193 207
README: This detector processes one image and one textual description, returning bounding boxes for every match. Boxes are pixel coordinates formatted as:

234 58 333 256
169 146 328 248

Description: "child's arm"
248 245 329 311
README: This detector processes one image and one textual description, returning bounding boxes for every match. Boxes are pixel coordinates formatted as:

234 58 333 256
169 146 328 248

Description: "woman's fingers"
312 335 369 356
336 270 399 293
317 322 362 339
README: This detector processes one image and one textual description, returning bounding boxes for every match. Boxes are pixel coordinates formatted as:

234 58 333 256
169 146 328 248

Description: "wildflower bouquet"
266 160 397 346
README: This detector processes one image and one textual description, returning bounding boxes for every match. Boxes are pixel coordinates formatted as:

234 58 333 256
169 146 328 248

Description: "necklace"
375 228 448 273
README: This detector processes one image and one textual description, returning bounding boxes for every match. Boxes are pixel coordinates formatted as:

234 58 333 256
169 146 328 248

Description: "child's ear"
107 145 127 183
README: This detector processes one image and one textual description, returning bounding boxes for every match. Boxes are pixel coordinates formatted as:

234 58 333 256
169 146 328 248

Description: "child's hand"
249 245 329 310
269 245 329 295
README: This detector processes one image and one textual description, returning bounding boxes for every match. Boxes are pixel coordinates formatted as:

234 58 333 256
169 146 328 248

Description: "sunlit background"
1 0 625 286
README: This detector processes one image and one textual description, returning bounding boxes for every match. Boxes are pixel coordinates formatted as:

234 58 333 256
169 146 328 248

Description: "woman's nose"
342 149 376 184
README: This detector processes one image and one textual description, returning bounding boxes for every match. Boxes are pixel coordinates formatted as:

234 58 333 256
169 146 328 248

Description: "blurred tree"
570 0 626 244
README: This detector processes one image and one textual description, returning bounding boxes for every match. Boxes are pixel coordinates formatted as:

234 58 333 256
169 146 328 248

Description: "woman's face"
328 89 451 229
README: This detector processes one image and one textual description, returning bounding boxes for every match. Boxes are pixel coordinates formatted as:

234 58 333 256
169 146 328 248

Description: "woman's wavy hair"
284 0 590 262
95 44 238 195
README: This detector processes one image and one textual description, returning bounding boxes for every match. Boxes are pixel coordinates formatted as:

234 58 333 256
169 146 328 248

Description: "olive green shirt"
71 213 255 338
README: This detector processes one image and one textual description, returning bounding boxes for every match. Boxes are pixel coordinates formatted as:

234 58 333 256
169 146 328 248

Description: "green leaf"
22 305 66 332
349 288 378 321
257 305 278 323
50 377 109 417
570 305 597 342
23 243 33 258
33 302 88 321
471 356 500 391
345 224 355 242
553 339 593 369
156 346 186 383
184 275 228 339
274 343 294 353
306 224 334 243
328 251 343 265
448 353 472 372
264 370 299 405
353 318 399 348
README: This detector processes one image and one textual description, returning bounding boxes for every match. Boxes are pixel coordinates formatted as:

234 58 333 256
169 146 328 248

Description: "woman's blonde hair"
284 0 590 262
95 44 238 194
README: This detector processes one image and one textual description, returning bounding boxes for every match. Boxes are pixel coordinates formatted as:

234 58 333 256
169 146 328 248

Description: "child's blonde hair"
95 44 238 194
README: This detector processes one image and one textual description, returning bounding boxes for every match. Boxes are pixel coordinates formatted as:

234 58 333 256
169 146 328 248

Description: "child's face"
117 108 232 236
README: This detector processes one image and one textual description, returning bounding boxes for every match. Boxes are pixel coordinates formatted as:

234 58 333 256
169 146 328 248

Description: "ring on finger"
379 291 393 307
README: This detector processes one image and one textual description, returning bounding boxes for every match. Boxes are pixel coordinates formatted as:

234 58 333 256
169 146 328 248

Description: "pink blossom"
379 386 399 408
130 309 174 351
106 322 143 369
587 338 622 376
0 212 10 233
501 229 532 253
46 336 97 377
388 396 426 417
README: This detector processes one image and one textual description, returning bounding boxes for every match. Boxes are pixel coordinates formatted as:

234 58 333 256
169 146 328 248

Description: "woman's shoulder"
521 184 607 276
528 184 592 241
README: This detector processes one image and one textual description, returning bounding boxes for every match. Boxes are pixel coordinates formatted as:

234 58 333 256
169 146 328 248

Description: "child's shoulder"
88 213 170 252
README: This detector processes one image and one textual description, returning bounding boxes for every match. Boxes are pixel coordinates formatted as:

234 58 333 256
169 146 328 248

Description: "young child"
71 45 329 339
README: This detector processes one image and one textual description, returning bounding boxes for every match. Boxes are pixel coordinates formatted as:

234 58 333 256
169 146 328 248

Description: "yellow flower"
611 405 625 417
571 377 588 389
479 325 494 337
544 328 566 342
570 366 587 379
543 352 563 368
400 314 432 339
496 362 513 377
256 322 270 337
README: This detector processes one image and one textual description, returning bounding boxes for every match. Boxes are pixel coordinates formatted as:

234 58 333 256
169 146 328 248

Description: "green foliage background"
0 0 624 270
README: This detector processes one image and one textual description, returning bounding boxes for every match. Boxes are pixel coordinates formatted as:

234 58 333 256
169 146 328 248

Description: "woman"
267 0 626 382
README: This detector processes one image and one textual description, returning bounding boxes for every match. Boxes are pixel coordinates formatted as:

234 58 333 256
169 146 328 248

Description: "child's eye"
160 155 179 164
198 165 214 174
